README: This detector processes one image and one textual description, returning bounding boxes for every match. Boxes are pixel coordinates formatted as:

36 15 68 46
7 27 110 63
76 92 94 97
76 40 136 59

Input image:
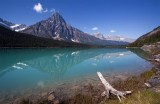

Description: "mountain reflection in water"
0 48 152 90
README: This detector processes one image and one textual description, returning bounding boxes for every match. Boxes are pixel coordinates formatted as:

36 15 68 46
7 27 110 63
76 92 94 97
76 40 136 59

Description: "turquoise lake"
0 48 152 93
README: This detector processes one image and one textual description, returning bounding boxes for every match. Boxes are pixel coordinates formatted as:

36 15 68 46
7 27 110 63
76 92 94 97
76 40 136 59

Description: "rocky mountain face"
129 26 160 47
23 12 105 45
0 18 27 32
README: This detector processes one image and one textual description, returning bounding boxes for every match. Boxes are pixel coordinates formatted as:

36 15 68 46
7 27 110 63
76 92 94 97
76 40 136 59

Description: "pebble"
48 94 55 101
144 83 152 88
155 59 160 62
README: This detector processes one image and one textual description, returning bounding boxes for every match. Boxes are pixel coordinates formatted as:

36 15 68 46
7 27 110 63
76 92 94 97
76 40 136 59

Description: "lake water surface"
0 48 152 95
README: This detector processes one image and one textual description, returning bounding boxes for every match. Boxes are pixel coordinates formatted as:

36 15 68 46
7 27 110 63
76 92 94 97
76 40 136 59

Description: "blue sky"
0 0 159 39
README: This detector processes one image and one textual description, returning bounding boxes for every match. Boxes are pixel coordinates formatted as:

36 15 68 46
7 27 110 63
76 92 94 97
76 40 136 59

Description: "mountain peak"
48 12 66 24
50 12 63 19
52 12 61 16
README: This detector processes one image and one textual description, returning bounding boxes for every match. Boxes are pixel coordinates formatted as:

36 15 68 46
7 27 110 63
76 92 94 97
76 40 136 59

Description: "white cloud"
33 3 43 13
33 3 55 13
92 27 98 31
110 30 116 33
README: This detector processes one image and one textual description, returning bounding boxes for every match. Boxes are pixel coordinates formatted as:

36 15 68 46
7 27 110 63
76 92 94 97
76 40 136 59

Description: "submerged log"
97 72 131 102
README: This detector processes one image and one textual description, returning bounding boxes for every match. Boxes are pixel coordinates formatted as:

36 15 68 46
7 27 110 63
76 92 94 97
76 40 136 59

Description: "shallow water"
0 48 152 93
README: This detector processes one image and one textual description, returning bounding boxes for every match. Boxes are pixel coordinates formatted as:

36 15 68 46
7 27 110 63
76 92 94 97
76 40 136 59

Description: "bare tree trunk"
97 72 131 102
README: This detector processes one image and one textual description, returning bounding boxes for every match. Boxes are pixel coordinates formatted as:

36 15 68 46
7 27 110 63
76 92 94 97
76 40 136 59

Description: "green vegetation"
140 68 157 81
129 28 160 47
105 90 160 104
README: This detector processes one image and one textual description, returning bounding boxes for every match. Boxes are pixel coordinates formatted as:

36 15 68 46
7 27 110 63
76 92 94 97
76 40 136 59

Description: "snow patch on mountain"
120 38 125 40
15 27 27 32
10 24 20 28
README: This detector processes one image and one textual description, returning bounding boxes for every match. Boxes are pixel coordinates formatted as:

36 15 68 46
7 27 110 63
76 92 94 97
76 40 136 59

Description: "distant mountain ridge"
0 18 27 32
129 26 160 47
93 32 134 44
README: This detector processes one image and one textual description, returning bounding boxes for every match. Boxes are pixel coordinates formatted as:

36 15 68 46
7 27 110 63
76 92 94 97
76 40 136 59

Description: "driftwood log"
97 72 131 102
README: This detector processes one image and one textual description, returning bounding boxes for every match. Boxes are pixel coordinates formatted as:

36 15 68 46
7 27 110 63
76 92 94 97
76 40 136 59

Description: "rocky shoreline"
141 42 160 92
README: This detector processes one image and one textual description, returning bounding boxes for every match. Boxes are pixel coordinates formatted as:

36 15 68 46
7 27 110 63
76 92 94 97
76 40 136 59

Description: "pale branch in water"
97 72 131 102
